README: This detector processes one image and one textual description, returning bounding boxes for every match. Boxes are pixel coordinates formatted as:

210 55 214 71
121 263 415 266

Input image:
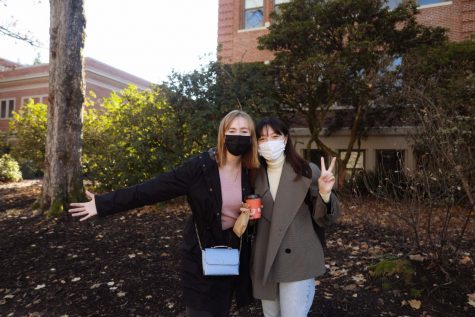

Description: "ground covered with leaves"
0 181 474 317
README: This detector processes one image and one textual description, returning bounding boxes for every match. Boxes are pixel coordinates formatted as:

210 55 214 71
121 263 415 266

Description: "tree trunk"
40 0 86 216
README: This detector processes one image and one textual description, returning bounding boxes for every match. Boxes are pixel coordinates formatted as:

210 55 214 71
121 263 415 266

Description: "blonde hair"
216 110 260 169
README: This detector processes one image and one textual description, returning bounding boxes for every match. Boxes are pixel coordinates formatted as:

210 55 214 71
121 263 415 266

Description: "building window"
273 0 291 16
376 150 405 176
21 95 48 106
417 0 451 6
340 150 365 169
303 148 326 169
22 97 40 105
0 99 15 119
386 0 403 10
340 150 365 180
244 0 264 29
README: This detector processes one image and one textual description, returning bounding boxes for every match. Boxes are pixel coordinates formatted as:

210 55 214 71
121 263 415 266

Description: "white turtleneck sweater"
266 154 286 201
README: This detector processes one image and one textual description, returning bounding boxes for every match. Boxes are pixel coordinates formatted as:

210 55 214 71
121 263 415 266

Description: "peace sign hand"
318 157 336 195
68 190 98 221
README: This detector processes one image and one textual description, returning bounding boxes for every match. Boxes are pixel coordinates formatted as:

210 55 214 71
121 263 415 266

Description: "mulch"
0 180 473 317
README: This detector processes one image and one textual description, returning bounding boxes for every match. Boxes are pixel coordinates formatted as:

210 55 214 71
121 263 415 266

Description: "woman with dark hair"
68 110 260 317
245 117 340 317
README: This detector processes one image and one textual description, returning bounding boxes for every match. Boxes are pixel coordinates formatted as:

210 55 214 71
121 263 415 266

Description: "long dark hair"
256 117 311 179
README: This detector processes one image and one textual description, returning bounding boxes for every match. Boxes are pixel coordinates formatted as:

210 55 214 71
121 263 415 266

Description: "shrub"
0 154 22 182
82 86 193 190
0 132 10 154
9 101 47 173
369 257 415 288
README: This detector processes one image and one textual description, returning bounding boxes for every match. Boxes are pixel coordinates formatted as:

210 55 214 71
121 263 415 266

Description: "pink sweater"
219 167 242 230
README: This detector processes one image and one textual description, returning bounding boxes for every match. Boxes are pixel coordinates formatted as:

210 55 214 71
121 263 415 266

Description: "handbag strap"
194 222 242 252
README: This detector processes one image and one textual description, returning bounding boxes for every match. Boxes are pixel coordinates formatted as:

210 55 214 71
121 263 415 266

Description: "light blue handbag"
201 247 239 276
195 224 241 276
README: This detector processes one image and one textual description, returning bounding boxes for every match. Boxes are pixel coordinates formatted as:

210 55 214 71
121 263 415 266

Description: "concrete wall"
291 127 417 173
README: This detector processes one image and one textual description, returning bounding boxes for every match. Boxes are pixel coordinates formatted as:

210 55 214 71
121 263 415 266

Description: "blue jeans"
261 278 316 317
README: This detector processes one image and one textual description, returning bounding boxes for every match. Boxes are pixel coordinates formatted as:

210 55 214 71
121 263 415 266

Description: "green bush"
0 154 22 182
9 101 47 173
0 133 10 155
8 85 218 189
83 86 194 190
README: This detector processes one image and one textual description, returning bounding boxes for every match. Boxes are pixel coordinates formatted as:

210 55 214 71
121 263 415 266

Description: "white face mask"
258 139 286 162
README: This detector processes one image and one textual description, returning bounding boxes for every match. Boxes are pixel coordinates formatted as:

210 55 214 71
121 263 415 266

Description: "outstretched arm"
68 155 202 219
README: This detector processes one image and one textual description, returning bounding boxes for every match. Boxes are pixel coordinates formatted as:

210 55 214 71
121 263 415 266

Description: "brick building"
0 57 151 132
217 0 474 180
218 0 474 63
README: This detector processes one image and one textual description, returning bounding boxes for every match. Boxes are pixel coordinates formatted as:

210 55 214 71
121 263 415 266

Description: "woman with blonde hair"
69 110 259 317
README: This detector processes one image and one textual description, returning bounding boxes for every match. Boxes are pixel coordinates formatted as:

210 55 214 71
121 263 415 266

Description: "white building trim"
0 72 48 83
85 66 149 90
0 83 48 93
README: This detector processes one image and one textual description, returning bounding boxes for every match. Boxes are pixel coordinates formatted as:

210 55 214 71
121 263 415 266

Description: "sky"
0 0 219 84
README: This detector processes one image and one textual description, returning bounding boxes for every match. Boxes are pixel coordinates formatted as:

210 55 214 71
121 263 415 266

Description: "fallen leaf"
351 273 366 284
128 254 136 258
459 255 472 265
408 299 421 310
3 294 14 299
34 284 45 290
409 254 426 262
117 292 126 297
71 277 81 282
352 293 358 298
90 283 101 289
107 281 114 286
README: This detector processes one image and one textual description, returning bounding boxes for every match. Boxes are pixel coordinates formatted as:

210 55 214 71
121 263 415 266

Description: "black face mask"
225 135 252 156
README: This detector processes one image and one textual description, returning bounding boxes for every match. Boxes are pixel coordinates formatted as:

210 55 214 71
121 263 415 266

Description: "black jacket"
95 149 253 314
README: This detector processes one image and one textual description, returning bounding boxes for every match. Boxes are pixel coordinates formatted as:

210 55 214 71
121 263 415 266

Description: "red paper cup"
246 195 262 220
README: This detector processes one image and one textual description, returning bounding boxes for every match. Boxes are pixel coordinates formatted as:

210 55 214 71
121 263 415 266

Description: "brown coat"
250 162 340 300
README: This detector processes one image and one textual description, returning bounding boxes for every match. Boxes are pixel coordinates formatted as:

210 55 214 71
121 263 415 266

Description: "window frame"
21 95 48 106
339 149 366 171
302 148 326 169
375 149 406 176
243 0 265 30
0 98 15 119
417 0 452 8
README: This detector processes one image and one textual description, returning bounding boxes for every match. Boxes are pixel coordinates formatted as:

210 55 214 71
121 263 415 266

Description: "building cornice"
0 72 48 83
85 66 149 90
0 83 48 93
0 63 150 90
290 126 419 137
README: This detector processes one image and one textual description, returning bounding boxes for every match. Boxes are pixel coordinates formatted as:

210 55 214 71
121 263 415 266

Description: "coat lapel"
262 162 312 282
255 168 273 221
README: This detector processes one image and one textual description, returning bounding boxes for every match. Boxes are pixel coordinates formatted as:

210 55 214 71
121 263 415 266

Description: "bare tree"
0 0 42 47
39 0 86 215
